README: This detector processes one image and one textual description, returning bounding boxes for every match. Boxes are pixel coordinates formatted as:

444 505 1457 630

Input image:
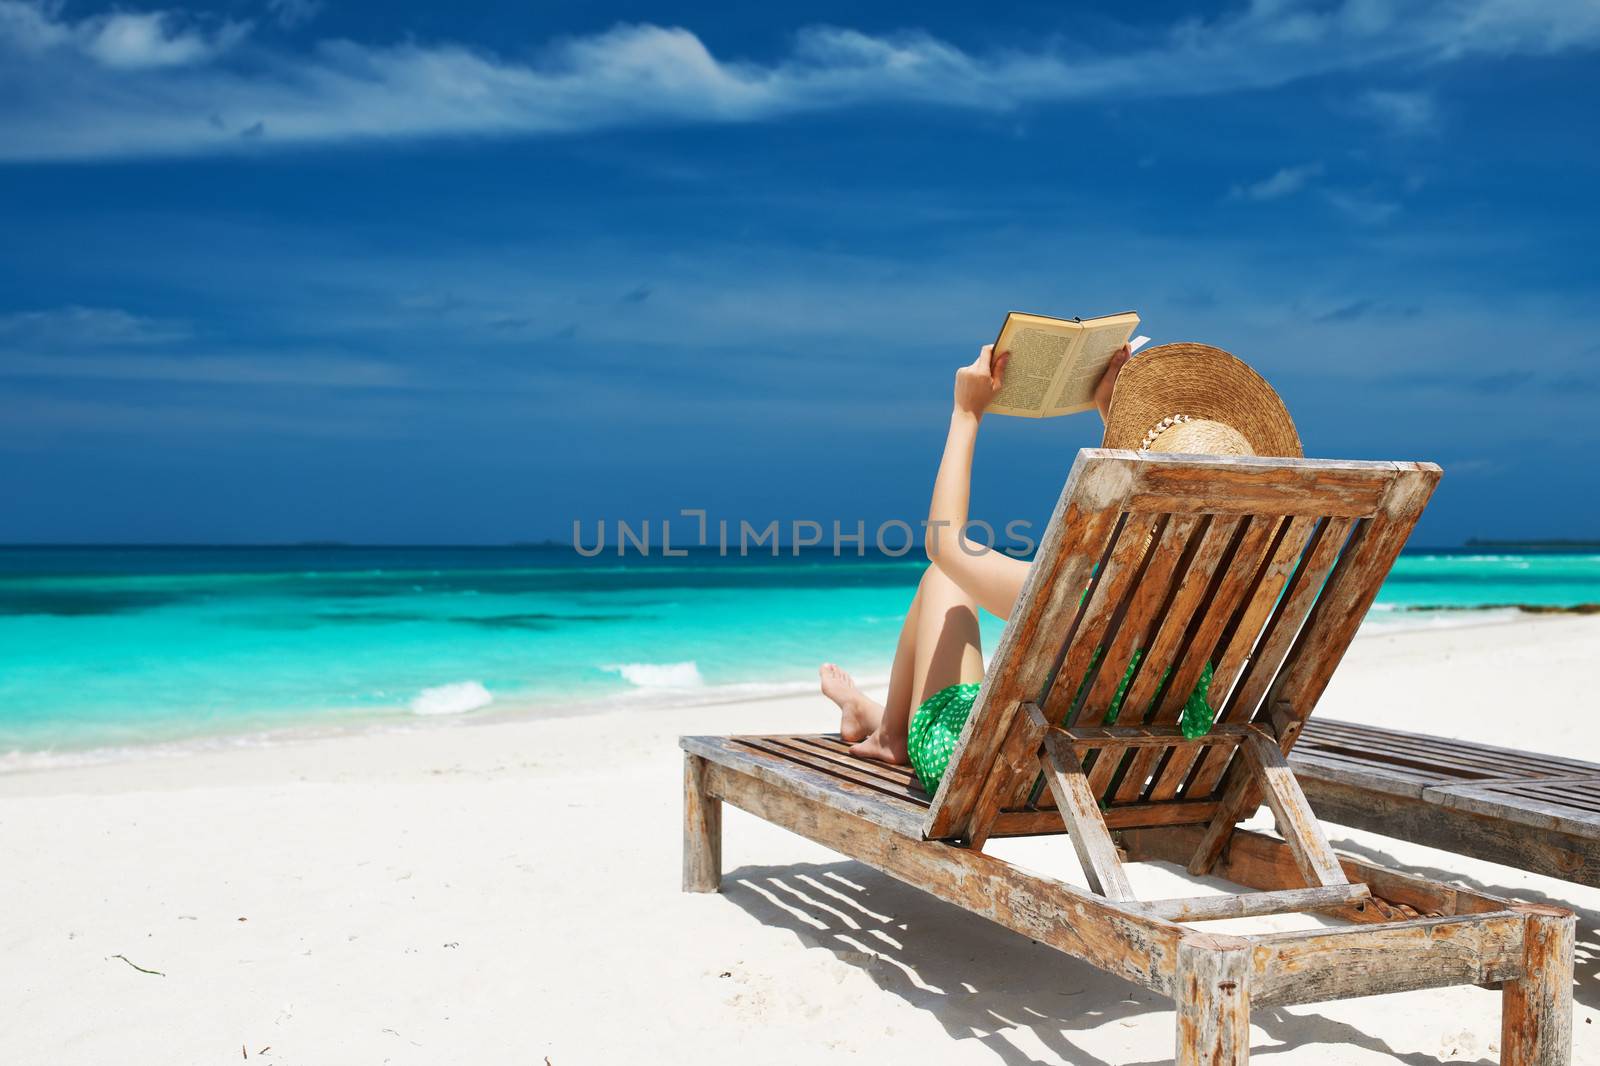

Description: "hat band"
1139 414 1192 451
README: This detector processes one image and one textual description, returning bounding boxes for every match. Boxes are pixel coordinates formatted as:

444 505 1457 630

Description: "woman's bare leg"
821 576 924 741
850 564 984 765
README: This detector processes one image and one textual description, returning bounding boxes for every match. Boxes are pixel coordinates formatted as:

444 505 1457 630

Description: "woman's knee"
919 561 976 609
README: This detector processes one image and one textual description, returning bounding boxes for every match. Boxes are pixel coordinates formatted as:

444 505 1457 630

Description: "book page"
989 322 1081 417
1047 316 1138 415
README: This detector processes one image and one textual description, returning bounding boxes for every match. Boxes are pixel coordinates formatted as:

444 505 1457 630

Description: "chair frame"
679 450 1575 1063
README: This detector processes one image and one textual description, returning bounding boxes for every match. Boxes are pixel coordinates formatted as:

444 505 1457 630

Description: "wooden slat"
965 699 1052 850
735 738 921 807
1294 773 1600 888
1079 514 1205 801
989 800 1221 836
1075 512 1209 797
1188 466 1440 873
792 736 928 791
1426 780 1600 837
753 737 927 803
1080 513 1201 725
923 453 1129 840
1301 719 1597 779
1178 515 1354 804
1120 451 1402 517
1034 708 1134 901
1143 515 1317 801
1107 515 1253 804
1133 883 1370 922
1063 723 1254 747
1041 512 1159 726
702 759 1188 997
681 735 926 838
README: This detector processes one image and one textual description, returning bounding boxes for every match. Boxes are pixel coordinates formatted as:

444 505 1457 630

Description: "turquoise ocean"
1 546 1596 767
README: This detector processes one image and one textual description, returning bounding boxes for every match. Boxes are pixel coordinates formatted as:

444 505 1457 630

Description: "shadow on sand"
723 859 1496 1065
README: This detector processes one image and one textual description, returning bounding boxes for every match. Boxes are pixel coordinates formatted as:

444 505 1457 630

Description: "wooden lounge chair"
1292 718 1600 887
680 450 1575 1064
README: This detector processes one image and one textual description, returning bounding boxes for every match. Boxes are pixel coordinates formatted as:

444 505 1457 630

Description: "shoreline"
0 609 1585 779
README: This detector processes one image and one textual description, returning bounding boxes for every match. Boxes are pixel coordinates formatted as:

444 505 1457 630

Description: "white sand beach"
3 614 1597 1065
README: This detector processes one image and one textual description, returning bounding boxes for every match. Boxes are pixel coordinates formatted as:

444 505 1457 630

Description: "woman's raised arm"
924 345 1030 619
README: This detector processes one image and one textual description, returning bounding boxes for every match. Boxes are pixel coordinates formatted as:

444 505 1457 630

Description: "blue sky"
1 0 1597 545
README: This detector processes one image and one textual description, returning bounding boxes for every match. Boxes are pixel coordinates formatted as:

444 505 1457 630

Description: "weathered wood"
703 759 1187 996
1079 513 1201 725
1035 708 1135 901
1299 717 1599 780
1249 912 1525 1006
1183 514 1356 804
1258 465 1440 745
990 800 1221 836
1120 825 1511 922
1502 905 1575 1066
1188 466 1441 868
1064 723 1253 747
1293 772 1600 888
1427 780 1600 840
1080 513 1199 800
1109 515 1253 804
1116 515 1250 736
965 699 1050 850
1122 451 1402 517
682 754 722 893
681 735 925 837
1133 883 1370 922
1145 515 1317 801
1230 730 1346 887
1042 510 1160 726
1176 934 1252 1064
742 737 924 803
925 453 1127 840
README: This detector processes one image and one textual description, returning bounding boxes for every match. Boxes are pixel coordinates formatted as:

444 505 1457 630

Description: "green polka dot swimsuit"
905 656 1215 795
905 682 982 794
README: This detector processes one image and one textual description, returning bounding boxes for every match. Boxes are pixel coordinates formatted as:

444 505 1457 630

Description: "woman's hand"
1094 343 1133 422
954 344 1008 419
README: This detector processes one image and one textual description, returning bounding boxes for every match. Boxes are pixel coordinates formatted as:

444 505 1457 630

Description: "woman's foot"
849 729 908 766
819 662 882 742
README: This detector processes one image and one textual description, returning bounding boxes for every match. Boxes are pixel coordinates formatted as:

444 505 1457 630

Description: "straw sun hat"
1101 343 1302 458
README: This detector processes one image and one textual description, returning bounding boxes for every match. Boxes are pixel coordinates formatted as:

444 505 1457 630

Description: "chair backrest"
923 449 1440 842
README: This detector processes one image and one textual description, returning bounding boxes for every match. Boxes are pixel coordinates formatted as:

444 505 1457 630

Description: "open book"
988 310 1147 418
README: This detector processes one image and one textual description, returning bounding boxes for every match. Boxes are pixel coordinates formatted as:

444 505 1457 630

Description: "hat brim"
1101 343 1302 458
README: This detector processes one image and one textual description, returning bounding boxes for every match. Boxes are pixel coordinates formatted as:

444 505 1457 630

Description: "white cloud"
0 306 191 346
267 0 320 30
0 349 410 388
1324 189 1403 224
1230 161 1325 201
1357 88 1438 133
0 3 245 70
0 0 1596 160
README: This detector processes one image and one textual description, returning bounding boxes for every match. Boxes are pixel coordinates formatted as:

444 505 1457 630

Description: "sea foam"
603 661 704 688
410 681 494 716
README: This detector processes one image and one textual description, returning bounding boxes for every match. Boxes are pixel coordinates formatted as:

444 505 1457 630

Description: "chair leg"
682 754 722 893
1502 905 1574 1065
1176 934 1251 1065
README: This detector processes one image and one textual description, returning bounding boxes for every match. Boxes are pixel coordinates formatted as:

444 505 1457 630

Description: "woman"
820 340 1301 795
